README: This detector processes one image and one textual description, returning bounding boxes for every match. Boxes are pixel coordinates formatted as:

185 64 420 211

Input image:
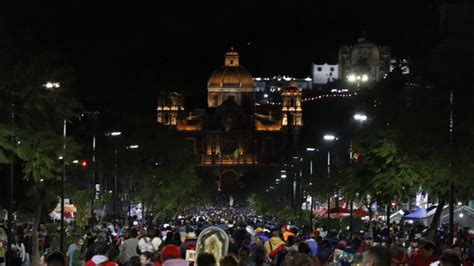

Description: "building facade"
312 63 339 84
156 48 302 191
338 39 391 82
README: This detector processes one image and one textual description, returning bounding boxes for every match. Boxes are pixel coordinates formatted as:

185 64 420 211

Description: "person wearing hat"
160 245 188 266
183 232 197 251
280 225 294 242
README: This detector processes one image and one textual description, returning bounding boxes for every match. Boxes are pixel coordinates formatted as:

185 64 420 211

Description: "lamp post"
349 112 368 239
105 131 122 220
125 144 139 226
44 82 67 253
323 134 336 232
306 147 317 230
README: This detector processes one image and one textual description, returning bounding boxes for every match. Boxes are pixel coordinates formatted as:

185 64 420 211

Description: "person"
138 228 162 254
237 246 250 265
119 228 139 264
140 252 153 266
128 256 141 266
45 252 66 266
439 250 462 266
281 225 294 242
361 246 392 266
160 245 188 266
22 229 32 266
0 240 6 266
289 253 314 266
263 230 285 263
11 235 26 266
65 235 81 266
247 245 271 266
84 242 115 266
196 253 216 266
219 255 238 266
85 232 108 261
410 242 437 266
305 233 319 258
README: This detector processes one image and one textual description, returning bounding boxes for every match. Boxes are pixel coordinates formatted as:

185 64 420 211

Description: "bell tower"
281 84 302 150
224 47 239 67
156 92 183 127
281 86 303 127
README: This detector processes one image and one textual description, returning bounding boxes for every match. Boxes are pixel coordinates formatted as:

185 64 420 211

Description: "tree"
0 33 81 266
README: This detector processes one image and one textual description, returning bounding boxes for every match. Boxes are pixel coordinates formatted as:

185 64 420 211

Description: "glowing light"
281 174 287 179
127 145 139 149
354 113 368 122
72 160 79 164
362 74 369 82
459 213 464 218
306 147 316 151
323 134 336 141
348 75 356 82
110 131 121 136
44 82 60 89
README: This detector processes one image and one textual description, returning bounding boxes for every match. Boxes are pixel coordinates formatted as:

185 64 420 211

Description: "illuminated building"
157 48 302 191
312 63 339 84
338 37 391 82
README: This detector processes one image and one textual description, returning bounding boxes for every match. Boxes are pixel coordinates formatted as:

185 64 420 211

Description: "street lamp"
105 131 122 220
43 81 67 254
323 134 336 231
353 113 368 122
125 144 139 226
306 147 318 230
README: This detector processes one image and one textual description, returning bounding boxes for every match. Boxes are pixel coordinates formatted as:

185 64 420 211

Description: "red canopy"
314 207 351 218
353 208 369 217
329 207 350 213
314 208 327 217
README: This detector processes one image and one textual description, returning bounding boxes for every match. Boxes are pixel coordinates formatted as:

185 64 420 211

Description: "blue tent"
401 208 427 220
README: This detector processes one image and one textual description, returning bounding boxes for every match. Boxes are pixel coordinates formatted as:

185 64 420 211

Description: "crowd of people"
1 200 473 266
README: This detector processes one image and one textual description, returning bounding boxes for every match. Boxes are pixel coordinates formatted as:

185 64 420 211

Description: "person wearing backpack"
138 228 161 254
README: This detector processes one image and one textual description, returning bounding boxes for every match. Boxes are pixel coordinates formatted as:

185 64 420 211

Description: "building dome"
208 66 255 88
207 48 255 88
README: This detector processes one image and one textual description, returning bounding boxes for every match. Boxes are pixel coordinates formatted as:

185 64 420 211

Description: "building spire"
224 47 239 67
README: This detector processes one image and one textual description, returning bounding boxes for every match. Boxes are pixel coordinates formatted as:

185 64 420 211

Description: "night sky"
4 0 439 114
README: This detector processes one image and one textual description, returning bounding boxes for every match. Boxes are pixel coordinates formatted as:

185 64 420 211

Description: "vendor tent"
315 207 350 218
401 208 426 220
353 208 369 217
428 206 474 227
390 210 406 223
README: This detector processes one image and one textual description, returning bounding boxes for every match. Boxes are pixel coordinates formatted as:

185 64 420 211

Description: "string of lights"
256 93 354 106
